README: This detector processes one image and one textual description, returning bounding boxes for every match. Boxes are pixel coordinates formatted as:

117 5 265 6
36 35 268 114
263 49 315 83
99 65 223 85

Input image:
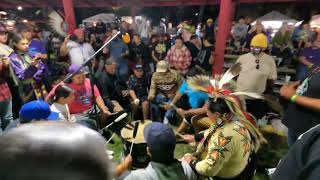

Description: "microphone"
119 26 130 44
114 112 128 123
122 33 130 44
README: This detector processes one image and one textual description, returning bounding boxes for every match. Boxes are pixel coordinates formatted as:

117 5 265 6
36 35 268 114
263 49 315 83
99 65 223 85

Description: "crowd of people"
0 14 320 180
229 16 320 80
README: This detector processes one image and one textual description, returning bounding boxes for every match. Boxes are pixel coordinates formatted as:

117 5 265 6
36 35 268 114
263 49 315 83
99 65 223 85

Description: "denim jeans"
296 65 308 81
287 128 298 147
117 61 129 83
0 98 13 132
73 113 98 130
150 94 175 123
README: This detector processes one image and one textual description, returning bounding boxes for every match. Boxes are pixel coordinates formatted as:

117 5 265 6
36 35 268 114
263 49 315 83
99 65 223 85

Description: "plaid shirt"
166 45 192 75
0 63 11 101
0 82 11 101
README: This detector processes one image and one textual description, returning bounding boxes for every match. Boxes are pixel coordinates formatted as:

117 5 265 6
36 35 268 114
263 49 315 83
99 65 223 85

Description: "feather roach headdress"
187 63 267 151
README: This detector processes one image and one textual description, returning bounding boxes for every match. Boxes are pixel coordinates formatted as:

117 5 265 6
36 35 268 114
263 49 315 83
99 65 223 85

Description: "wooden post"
131 5 137 20
213 0 236 75
62 0 77 34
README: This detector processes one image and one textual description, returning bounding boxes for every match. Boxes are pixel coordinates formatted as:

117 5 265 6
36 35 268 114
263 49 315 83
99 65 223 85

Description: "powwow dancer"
182 63 266 180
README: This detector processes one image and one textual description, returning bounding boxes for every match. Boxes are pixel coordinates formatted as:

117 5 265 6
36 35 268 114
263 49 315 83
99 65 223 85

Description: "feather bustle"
48 10 67 37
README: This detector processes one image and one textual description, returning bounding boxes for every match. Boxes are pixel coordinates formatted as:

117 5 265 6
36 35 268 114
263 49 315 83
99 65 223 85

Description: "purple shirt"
9 53 38 81
300 47 320 65
9 52 47 96
29 39 47 58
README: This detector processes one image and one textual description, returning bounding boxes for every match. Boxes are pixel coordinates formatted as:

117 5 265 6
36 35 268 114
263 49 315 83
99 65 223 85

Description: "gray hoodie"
121 160 197 180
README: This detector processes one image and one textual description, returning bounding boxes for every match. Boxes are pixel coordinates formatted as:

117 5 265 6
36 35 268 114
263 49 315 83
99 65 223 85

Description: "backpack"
194 49 207 65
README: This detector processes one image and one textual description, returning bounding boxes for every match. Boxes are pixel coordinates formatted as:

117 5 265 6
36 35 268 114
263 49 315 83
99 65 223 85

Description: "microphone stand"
61 31 121 83
47 31 121 129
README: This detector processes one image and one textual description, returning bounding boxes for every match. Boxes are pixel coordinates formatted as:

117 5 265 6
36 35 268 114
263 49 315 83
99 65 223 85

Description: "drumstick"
106 133 115 144
130 139 135 155
170 103 178 110
130 122 139 155
127 122 134 128
124 125 133 130
132 122 139 139
101 113 128 131
174 130 184 139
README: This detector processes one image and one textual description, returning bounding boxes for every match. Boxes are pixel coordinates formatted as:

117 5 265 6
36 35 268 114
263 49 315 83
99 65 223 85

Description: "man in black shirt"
131 34 151 73
184 35 200 66
194 35 214 73
127 64 151 120
96 57 130 112
151 34 170 64
280 65 320 146
272 123 320 180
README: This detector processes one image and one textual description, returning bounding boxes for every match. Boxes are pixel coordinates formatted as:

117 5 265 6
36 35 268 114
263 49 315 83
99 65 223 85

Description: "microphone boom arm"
62 31 121 83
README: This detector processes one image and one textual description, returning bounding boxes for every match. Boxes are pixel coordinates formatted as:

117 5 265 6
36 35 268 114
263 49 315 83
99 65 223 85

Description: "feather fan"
48 10 67 37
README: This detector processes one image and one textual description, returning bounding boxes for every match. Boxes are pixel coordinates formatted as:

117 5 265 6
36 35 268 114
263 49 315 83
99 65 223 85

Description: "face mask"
250 47 262 56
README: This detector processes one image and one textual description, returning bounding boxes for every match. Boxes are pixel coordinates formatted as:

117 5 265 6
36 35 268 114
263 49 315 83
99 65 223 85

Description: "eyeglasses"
255 59 260 69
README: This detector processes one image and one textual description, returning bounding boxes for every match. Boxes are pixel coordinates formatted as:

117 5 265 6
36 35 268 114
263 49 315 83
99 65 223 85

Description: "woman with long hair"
9 33 48 103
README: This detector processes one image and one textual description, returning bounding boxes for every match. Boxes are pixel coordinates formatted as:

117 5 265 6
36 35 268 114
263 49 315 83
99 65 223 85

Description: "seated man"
117 122 196 180
127 64 151 120
169 69 209 133
148 60 182 123
0 121 112 180
5 100 59 131
96 57 130 112
67 64 112 128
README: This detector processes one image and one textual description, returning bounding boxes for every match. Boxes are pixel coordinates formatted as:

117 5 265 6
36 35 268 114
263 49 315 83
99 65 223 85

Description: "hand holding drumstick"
115 155 133 177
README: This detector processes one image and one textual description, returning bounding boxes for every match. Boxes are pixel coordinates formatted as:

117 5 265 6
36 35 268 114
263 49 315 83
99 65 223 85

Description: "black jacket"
131 42 151 64
283 66 320 136
96 71 126 109
272 124 320 180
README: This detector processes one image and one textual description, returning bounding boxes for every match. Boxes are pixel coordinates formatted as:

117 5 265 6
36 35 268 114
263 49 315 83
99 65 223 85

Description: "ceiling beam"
0 0 318 9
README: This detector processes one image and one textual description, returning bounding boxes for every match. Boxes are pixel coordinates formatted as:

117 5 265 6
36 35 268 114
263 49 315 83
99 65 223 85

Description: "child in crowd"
50 84 114 158
50 83 100 130
50 84 76 122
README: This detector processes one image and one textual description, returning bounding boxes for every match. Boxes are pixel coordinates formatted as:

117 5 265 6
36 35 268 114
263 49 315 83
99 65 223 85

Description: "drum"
121 120 152 169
